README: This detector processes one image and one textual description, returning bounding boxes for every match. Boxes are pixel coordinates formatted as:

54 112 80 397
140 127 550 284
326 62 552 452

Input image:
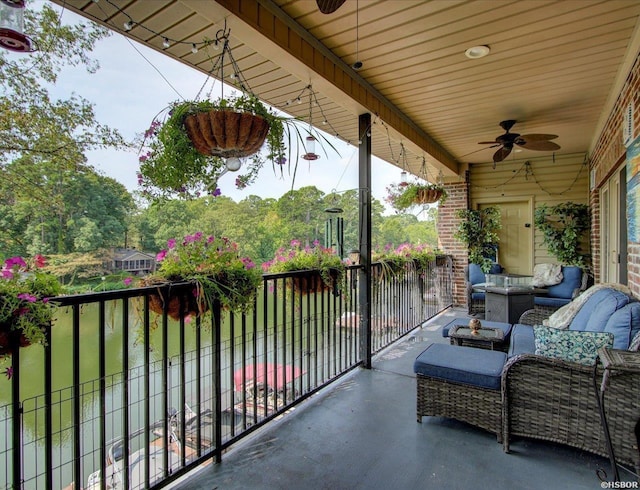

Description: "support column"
358 113 372 368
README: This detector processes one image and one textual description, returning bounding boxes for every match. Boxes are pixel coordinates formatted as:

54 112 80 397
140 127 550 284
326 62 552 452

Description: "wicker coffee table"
449 324 505 350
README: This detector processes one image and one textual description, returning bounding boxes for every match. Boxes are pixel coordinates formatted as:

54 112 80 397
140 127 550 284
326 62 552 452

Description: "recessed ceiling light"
465 45 490 59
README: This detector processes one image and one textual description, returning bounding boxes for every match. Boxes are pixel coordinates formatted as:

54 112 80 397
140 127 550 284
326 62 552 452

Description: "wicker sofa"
416 285 640 473
503 286 640 472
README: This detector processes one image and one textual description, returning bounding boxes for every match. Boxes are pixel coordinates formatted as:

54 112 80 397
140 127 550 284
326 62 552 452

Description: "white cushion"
531 263 563 287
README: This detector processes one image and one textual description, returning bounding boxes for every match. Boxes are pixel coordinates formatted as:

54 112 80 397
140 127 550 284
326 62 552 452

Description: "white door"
600 166 625 283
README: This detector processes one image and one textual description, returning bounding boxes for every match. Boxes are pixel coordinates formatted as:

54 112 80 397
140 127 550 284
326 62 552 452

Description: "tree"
0 3 127 256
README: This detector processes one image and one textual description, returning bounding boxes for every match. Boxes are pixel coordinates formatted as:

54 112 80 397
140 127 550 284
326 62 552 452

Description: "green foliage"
454 207 501 273
144 232 262 313
0 255 62 351
263 239 346 291
138 94 309 199
0 3 125 167
385 182 447 211
372 243 437 278
534 202 590 266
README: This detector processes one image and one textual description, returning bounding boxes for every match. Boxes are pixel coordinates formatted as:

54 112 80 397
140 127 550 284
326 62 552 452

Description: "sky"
47 5 402 212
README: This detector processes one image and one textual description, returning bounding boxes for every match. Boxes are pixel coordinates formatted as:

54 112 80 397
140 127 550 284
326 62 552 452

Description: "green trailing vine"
454 207 501 273
534 202 590 266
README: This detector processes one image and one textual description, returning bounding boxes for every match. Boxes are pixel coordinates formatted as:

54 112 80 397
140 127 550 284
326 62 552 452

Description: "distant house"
109 248 156 275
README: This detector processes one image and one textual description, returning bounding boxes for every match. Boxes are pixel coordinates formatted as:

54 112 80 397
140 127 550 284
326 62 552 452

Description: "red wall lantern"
0 0 35 52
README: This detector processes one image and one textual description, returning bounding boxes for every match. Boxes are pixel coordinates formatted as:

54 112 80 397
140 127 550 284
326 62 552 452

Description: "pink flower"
167 238 176 249
33 254 46 268
123 277 133 286
156 250 167 262
241 257 255 269
290 239 301 247
17 293 37 303
1 269 13 280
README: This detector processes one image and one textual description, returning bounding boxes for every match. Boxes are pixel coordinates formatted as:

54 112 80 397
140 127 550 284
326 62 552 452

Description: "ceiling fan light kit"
478 120 560 165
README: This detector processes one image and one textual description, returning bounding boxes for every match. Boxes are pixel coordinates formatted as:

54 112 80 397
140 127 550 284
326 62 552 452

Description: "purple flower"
211 188 221 197
241 257 255 269
5 257 26 269
4 367 13 380
276 156 287 166
123 277 133 286
1 269 13 280
17 293 37 303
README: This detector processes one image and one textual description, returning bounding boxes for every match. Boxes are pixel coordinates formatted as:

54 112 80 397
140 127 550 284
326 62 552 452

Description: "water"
0 289 352 489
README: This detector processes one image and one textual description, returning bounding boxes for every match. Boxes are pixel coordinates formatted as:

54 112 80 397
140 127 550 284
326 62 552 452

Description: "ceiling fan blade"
478 141 499 145
519 133 559 141
493 146 512 163
316 0 346 14
517 140 561 151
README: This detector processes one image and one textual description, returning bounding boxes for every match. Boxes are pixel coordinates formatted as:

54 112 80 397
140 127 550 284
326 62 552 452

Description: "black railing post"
213 299 222 463
358 112 372 368
11 332 21 490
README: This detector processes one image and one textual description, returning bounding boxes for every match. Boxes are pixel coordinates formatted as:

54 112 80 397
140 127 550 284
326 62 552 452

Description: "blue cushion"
545 266 583 299
508 324 535 357
468 263 486 285
414 343 507 390
534 296 571 308
468 262 502 285
604 302 640 349
569 288 632 332
441 317 512 339
471 291 486 301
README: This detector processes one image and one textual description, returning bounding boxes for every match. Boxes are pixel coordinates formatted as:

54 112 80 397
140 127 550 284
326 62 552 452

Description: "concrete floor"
171 307 634 490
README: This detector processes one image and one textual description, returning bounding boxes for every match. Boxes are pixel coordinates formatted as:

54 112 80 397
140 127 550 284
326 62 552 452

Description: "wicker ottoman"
414 343 507 442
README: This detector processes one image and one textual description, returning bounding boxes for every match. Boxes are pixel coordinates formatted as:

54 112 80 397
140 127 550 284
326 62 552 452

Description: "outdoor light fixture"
0 0 35 52
464 45 490 59
191 43 198 54
348 249 360 265
225 157 242 172
123 20 133 31
162 37 170 48
302 135 319 161
400 171 408 184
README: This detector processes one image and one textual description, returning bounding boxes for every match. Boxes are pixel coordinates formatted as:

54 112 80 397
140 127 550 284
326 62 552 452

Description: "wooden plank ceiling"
52 0 640 183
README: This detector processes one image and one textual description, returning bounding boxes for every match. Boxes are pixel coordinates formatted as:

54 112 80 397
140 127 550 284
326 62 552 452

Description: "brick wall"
437 180 469 306
589 52 640 296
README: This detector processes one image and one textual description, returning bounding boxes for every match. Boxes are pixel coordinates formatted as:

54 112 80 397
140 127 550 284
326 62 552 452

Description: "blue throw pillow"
533 325 613 366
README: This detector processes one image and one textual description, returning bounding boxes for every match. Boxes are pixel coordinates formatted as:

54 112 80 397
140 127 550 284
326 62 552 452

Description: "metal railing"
0 257 452 489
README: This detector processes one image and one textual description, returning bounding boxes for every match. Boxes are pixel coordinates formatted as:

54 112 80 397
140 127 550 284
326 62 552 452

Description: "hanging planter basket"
141 278 209 321
415 188 443 204
183 109 270 158
0 324 38 356
288 271 333 295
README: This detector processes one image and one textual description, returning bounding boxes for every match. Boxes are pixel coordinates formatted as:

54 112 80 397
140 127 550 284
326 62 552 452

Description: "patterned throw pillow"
533 325 614 365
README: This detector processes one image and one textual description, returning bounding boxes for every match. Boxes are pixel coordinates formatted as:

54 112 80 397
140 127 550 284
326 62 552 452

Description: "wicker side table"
594 347 640 482
449 325 505 351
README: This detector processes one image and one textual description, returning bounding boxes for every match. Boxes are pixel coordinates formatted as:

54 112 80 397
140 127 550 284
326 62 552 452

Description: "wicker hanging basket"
141 278 209 321
183 109 270 158
0 325 35 356
415 188 443 204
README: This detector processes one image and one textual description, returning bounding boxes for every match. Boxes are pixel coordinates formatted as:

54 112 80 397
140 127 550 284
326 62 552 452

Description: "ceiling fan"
316 0 347 14
478 120 560 165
